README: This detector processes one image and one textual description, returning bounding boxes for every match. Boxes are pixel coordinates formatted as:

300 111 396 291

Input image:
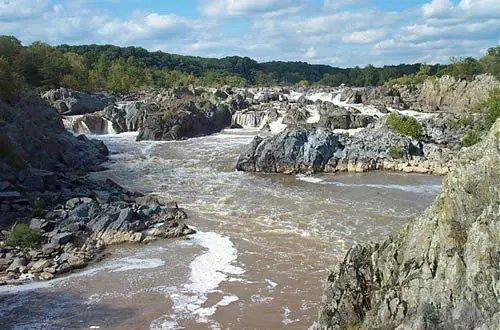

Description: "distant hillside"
0 35 498 97
56 44 437 86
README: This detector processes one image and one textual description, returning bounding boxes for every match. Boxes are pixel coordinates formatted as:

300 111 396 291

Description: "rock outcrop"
236 119 454 175
136 87 232 141
318 119 499 329
318 102 375 130
0 178 193 285
340 74 499 112
42 88 113 115
0 91 108 180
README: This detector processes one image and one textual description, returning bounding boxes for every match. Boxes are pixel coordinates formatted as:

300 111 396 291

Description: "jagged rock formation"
417 74 499 112
318 119 499 329
0 179 193 284
340 74 499 112
236 119 454 175
136 87 232 141
42 88 113 115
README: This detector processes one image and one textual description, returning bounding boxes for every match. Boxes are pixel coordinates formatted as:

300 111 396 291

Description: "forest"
0 35 499 100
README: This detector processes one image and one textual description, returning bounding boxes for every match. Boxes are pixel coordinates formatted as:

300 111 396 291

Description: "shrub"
462 131 481 147
386 113 424 139
5 224 40 249
388 145 404 159
484 89 500 129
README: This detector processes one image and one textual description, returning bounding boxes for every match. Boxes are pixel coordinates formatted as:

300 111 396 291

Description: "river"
0 129 442 329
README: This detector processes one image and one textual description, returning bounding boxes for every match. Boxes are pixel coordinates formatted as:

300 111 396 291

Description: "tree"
480 46 500 79
0 56 22 102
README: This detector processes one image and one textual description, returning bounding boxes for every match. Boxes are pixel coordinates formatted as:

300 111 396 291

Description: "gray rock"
6 258 26 272
136 88 232 141
30 219 56 232
30 259 50 273
318 119 500 329
0 191 22 200
51 232 74 245
42 88 113 115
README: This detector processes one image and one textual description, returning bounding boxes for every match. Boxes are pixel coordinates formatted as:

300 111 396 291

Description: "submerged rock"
318 119 500 329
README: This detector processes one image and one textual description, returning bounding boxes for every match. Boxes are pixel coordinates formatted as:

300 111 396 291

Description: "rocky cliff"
318 119 499 329
341 74 499 112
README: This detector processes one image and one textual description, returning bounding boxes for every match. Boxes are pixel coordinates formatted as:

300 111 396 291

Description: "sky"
0 0 499 67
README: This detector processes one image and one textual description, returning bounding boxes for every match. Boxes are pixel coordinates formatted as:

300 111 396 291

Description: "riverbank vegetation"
0 35 498 98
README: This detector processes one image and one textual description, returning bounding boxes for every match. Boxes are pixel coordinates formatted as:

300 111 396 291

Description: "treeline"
0 35 499 100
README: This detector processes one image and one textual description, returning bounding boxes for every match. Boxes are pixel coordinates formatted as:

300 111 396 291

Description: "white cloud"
0 0 51 20
198 0 303 17
342 29 386 44
304 47 317 58
423 0 500 18
0 0 498 67
324 0 364 9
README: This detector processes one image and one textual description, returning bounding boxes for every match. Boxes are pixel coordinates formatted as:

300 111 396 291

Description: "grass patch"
462 131 481 147
6 224 40 249
388 145 404 159
386 113 424 139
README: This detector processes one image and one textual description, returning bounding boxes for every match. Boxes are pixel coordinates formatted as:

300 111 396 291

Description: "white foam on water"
296 175 324 184
282 306 300 325
306 106 320 124
332 127 366 136
108 257 165 273
390 108 437 120
251 295 274 304
268 117 287 134
150 230 244 329
324 181 442 194
265 279 278 289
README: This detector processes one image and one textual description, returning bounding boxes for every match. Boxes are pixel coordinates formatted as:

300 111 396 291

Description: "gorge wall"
318 119 499 329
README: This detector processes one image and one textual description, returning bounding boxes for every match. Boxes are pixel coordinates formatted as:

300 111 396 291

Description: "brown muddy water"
0 129 442 329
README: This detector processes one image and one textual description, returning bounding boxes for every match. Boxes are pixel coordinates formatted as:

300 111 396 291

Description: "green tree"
480 46 500 79
0 56 22 102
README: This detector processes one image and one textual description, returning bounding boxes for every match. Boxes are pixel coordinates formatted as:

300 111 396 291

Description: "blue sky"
0 0 498 67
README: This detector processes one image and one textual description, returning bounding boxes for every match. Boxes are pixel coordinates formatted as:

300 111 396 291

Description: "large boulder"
42 88 113 115
136 88 231 141
318 119 500 329
0 91 108 227
317 102 375 129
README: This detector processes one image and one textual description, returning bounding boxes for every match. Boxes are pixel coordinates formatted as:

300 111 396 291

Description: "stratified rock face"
42 88 113 115
318 120 500 329
236 120 454 175
136 87 232 141
418 74 500 112
340 74 500 112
